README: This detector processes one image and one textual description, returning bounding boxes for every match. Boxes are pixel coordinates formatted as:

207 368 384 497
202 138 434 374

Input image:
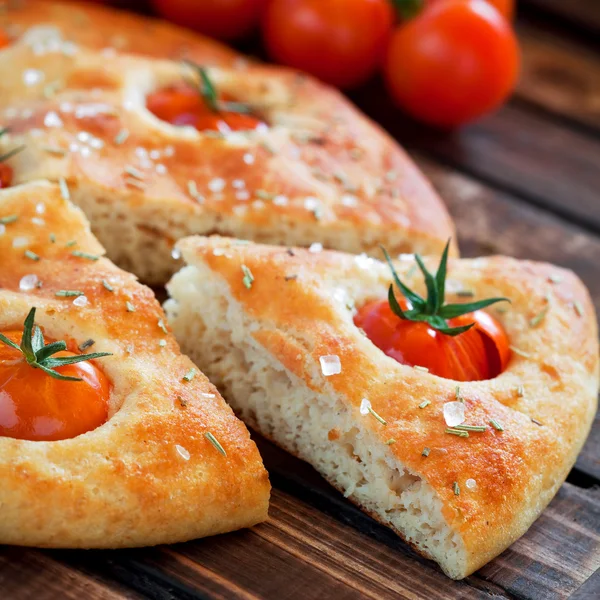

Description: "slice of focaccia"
0 18 455 284
165 236 599 579
0 183 269 548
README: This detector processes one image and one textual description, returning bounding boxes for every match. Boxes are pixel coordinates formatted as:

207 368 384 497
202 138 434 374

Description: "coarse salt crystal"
273 194 288 206
31 217 45 226
304 196 319 211
232 179 245 189
149 149 161 160
155 164 167 175
341 194 358 207
12 236 29 248
43 111 63 128
465 478 477 490
319 355 341 376
309 242 323 253
243 152 255 165
77 131 91 143
171 248 181 260
175 445 190 461
23 68 44 86
235 190 250 201
35 203 46 215
360 398 371 415
73 295 88 307
443 401 466 427
19 274 39 291
201 392 216 398
0 224 5 236
208 178 225 193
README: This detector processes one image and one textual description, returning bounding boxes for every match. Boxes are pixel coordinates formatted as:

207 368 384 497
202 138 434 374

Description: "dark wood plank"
517 25 600 131
570 568 600 599
415 156 600 481
350 86 600 233
522 0 600 34
0 547 141 599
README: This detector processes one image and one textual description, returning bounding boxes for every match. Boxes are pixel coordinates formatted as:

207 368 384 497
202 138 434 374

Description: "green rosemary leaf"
24 249 40 261
415 253 438 314
204 431 227 456
42 352 112 368
34 361 83 382
422 447 430 457
380 246 425 309
454 424 487 432
55 290 84 297
32 325 44 354
439 297 510 319
490 419 504 431
35 340 67 362
0 215 17 225
0 144 25 163
72 250 100 261
418 400 430 408
20 308 36 362
102 280 114 292
434 240 451 312
183 368 196 382
0 332 21 352
453 481 460 496
242 264 254 289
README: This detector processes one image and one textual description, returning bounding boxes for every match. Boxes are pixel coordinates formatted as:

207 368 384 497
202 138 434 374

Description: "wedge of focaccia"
0 183 269 548
0 6 455 285
165 236 599 579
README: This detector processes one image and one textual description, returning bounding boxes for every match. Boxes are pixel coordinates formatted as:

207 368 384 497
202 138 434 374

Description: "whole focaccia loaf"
0 182 270 548
165 236 598 579
0 1 455 284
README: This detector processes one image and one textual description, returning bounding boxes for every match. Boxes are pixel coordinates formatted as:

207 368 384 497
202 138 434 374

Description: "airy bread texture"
165 236 599 579
0 1 455 284
0 184 270 548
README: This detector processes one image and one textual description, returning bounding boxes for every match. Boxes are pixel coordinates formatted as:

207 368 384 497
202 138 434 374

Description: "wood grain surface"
2 1 599 598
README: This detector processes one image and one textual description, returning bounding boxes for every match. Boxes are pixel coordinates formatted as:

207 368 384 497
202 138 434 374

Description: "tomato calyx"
0 308 112 382
382 240 509 336
389 0 424 20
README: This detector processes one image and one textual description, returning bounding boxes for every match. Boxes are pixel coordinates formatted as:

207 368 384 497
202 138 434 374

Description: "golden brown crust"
1 0 238 66
0 183 270 548
1 1 455 284
175 235 599 577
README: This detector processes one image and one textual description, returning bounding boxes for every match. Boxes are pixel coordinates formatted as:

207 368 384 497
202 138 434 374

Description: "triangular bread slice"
165 236 598 579
0 184 269 548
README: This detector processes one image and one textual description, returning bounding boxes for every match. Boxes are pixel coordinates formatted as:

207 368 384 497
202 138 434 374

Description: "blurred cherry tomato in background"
426 0 515 20
263 0 395 89
152 0 269 41
384 0 520 127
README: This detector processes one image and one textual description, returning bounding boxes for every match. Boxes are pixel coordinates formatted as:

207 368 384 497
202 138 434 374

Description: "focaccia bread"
0 183 270 548
1 0 238 66
0 8 455 285
164 236 599 579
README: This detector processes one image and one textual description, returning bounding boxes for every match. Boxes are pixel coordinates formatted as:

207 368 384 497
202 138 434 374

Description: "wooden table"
1 1 599 598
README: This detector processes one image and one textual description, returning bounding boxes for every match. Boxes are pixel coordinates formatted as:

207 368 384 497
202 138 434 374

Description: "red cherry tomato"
0 331 111 441
354 298 510 381
385 0 520 127
151 0 268 41
263 0 394 89
147 85 265 132
426 0 515 20
0 29 10 49
0 163 13 188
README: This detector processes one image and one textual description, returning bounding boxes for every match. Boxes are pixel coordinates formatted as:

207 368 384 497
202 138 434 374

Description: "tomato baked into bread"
0 1 455 285
0 182 269 548
164 236 599 579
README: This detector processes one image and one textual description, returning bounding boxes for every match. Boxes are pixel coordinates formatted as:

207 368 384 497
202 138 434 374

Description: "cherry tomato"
354 298 510 381
263 0 394 89
426 0 515 20
147 85 265 132
151 0 268 41
0 331 111 441
0 163 13 188
385 0 520 127
0 29 10 49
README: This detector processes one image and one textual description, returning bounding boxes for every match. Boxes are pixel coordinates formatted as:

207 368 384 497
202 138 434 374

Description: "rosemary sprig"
0 127 26 163
0 308 111 381
382 240 509 337
183 60 252 115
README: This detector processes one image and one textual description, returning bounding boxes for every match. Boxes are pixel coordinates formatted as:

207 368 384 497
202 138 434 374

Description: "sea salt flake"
19 274 39 291
232 179 245 189
12 236 29 248
175 445 190 461
0 225 5 236
171 248 181 260
304 196 319 211
443 401 466 427
73 295 88 307
208 178 225 193
360 398 371 416
23 68 44 86
35 203 46 215
319 355 341 376
309 242 323 253
243 152 255 165
31 217 45 226
341 194 358 207
235 190 250 201
465 478 477 490
43 111 63 128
